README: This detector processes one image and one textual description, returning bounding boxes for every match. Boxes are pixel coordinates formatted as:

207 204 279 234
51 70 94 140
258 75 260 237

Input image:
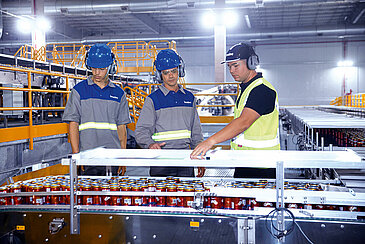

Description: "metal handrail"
14 45 47 62
330 94 365 108
15 41 177 74
47 43 90 67
0 65 84 149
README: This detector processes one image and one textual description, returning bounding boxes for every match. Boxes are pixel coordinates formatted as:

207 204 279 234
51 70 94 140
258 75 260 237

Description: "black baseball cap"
221 43 254 64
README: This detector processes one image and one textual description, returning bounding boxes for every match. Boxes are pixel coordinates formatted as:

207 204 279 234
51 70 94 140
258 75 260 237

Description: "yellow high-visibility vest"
231 77 280 150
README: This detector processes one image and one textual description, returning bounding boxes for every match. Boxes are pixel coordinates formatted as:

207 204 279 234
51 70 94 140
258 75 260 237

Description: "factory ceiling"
0 0 364 49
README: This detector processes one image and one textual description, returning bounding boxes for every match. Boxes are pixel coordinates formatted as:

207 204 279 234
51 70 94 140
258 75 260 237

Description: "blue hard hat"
155 49 180 71
86 44 114 68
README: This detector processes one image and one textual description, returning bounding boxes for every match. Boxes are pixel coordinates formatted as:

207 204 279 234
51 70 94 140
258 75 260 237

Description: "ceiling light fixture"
223 10 238 27
17 17 32 34
202 10 238 28
36 17 51 32
337 60 354 67
202 11 216 28
17 16 51 34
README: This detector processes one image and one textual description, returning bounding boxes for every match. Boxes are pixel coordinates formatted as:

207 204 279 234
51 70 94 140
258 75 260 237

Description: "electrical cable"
294 221 315 244
0 228 15 239
264 208 315 244
264 208 295 239
192 196 315 243
270 208 295 234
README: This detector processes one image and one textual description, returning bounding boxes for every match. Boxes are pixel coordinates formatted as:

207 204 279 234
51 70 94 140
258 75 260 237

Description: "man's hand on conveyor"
197 167 205 177
118 166 126 176
190 139 215 159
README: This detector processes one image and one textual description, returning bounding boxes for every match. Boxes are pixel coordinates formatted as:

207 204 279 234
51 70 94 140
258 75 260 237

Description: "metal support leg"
316 132 319 151
304 125 307 146
237 218 255 244
276 161 285 243
106 166 112 176
70 158 80 234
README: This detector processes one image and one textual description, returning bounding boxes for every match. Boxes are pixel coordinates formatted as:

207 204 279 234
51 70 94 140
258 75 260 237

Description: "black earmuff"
85 50 91 70
178 55 185 77
109 53 117 75
154 60 163 83
245 44 259 70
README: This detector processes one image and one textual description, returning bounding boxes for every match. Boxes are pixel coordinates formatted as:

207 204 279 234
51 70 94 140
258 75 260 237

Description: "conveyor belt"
0 53 91 76
336 148 365 193
282 107 365 187
284 106 365 129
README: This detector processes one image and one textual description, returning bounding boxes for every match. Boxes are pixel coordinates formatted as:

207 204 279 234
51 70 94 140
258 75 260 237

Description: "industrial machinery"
1 149 365 244
196 85 237 116
280 106 365 189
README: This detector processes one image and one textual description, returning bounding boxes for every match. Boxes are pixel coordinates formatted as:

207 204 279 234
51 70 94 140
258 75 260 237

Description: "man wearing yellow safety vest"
62 44 131 175
191 43 280 178
136 49 204 177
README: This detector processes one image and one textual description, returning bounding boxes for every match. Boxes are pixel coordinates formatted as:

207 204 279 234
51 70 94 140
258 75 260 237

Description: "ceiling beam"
131 13 160 34
346 3 365 25
52 20 88 39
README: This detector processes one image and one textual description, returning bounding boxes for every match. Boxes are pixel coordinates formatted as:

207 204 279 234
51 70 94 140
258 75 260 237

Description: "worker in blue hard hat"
136 49 205 177
62 43 131 176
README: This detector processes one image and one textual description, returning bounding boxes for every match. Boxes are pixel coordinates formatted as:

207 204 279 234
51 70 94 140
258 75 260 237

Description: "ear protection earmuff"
178 55 185 77
244 44 260 70
155 68 162 83
85 50 91 70
109 53 117 75
154 54 186 82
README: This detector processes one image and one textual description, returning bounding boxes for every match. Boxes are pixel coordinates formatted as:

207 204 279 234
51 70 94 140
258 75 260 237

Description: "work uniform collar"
87 76 115 88
240 72 263 91
159 83 186 96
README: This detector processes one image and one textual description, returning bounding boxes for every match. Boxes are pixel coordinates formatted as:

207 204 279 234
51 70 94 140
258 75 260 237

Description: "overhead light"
202 10 238 28
223 11 238 27
36 17 51 32
202 11 216 28
337 60 354 67
17 16 51 34
17 18 32 34
245 15 251 28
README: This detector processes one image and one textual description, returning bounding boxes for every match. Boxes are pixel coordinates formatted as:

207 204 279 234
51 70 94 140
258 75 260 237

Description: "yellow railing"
46 43 90 67
148 40 176 52
15 40 178 75
330 94 365 108
330 96 343 106
0 65 84 149
109 41 155 74
14 45 47 62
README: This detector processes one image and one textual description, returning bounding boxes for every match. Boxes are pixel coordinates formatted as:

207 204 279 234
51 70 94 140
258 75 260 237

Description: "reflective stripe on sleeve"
152 130 191 141
79 122 117 131
233 135 280 148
